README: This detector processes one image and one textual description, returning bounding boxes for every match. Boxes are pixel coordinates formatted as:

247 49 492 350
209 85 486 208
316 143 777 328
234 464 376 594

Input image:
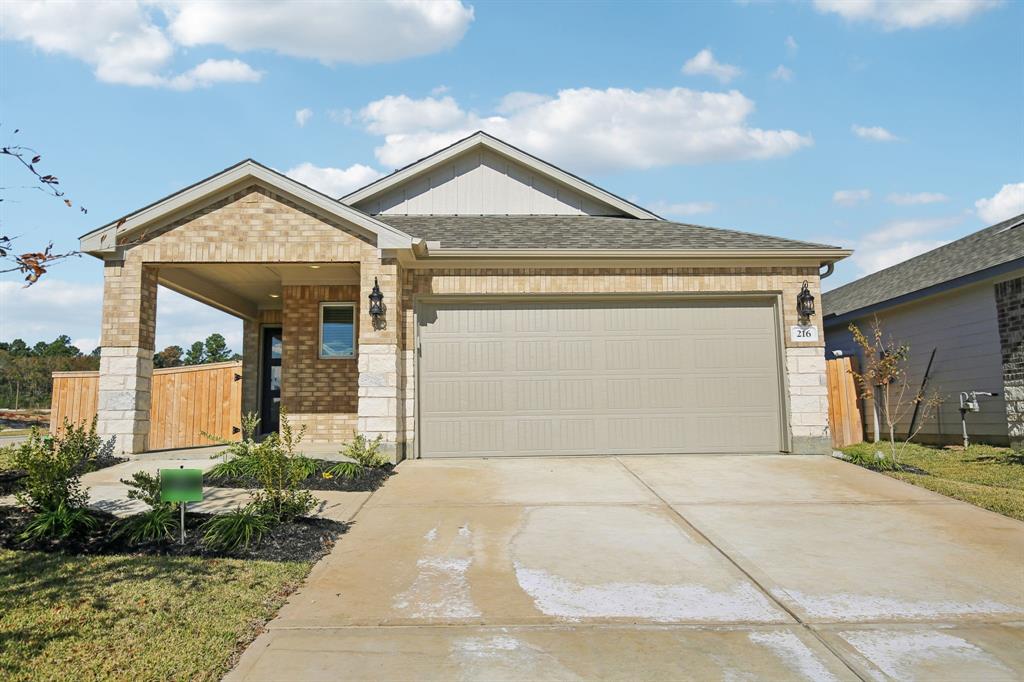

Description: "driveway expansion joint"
612 456 870 682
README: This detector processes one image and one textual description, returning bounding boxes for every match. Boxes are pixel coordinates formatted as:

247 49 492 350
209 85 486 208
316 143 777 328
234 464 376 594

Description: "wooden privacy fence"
51 360 243 450
826 356 865 449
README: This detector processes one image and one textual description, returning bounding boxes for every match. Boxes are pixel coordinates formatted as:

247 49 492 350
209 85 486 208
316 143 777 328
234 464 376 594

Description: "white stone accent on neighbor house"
96 346 153 454
785 347 830 453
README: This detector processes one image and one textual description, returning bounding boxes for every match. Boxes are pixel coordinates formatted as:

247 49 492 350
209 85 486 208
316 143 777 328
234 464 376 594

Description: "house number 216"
790 325 819 342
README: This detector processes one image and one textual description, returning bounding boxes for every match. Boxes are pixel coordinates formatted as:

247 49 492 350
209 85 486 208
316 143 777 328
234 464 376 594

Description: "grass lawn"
0 549 310 680
842 442 1024 521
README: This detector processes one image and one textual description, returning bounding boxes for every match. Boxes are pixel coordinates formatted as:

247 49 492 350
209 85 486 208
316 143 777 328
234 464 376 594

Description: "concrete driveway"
229 455 1024 681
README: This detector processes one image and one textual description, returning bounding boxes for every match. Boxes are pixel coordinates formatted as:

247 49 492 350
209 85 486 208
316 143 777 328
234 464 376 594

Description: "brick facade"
282 285 359 443
995 276 1024 450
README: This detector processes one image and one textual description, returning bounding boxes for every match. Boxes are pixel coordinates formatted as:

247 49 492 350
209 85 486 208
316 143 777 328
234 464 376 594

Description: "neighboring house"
81 132 849 460
823 214 1024 449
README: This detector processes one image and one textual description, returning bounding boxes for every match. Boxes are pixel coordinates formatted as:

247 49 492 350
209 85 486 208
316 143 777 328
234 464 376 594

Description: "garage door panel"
417 300 783 457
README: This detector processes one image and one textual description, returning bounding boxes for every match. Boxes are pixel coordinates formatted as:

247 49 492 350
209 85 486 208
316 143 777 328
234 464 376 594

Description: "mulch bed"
0 506 346 563
0 454 127 497
206 460 394 493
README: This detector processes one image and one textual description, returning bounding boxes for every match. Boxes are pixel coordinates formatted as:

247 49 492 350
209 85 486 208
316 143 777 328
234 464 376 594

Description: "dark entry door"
261 327 282 434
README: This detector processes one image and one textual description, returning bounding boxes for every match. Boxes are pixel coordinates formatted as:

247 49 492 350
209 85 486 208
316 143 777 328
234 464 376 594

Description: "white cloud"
0 2 175 87
167 58 262 90
975 182 1024 224
771 65 794 81
839 216 963 274
785 35 798 55
295 108 313 127
359 87 813 173
852 124 900 142
681 49 742 83
887 191 949 205
649 201 717 218
813 0 1001 30
0 278 103 348
0 280 240 353
361 95 468 135
166 0 474 64
285 162 384 198
1 0 472 88
431 84 451 96
833 189 871 207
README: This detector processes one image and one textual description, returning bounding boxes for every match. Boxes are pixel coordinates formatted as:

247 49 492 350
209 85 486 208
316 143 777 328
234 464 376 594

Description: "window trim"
318 302 357 360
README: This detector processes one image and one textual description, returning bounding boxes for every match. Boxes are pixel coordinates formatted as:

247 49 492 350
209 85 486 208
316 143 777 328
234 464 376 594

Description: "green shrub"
121 471 164 508
118 505 179 543
19 500 99 542
844 447 900 471
343 434 386 468
206 455 259 481
325 460 365 480
201 505 270 552
13 422 98 512
117 471 180 544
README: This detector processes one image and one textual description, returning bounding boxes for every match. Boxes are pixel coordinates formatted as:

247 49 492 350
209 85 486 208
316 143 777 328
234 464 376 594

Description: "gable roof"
822 213 1024 322
79 159 418 255
341 131 661 220
379 215 847 259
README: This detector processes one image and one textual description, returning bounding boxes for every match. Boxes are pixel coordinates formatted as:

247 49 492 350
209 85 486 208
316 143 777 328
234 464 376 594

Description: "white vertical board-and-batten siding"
825 280 1008 445
356 149 626 216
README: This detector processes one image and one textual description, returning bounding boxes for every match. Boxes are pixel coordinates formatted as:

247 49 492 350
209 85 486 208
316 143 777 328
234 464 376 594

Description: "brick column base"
996 277 1024 451
357 343 403 463
96 347 153 455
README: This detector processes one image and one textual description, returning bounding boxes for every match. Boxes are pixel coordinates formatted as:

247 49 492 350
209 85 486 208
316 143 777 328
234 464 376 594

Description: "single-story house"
81 131 850 461
823 213 1024 449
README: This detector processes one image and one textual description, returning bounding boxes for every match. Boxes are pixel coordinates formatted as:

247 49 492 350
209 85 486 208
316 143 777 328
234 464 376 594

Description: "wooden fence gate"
51 361 242 450
826 356 864 449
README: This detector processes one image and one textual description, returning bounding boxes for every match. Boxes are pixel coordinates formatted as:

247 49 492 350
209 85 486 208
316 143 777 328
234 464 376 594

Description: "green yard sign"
160 468 204 503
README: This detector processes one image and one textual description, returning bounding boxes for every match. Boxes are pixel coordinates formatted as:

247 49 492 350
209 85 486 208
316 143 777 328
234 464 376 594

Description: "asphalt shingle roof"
376 215 840 251
822 213 1024 320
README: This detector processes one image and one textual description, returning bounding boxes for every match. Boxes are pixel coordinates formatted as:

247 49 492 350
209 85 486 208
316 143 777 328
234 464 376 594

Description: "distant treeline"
0 334 240 409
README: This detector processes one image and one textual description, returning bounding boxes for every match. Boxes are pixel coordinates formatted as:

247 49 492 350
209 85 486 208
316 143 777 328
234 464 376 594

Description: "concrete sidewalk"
228 454 1024 681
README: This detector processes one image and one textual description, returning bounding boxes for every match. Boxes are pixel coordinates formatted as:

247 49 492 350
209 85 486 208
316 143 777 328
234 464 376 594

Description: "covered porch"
82 170 414 462
99 256 405 462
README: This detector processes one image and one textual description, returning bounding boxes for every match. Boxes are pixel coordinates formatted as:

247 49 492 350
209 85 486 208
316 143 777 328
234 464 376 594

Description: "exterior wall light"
796 280 815 322
368 277 386 329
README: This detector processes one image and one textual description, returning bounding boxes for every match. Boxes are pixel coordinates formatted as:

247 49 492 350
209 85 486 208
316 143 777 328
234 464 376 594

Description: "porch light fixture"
796 280 815 321
368 277 386 329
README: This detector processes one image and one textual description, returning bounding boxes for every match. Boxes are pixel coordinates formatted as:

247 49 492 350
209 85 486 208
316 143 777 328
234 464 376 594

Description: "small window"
319 303 356 359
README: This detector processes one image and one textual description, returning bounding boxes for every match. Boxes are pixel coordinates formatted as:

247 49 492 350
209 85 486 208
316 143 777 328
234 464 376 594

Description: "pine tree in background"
203 333 232 363
183 341 206 366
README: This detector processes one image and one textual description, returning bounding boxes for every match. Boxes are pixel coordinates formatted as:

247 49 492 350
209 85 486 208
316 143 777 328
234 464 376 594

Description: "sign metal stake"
160 463 203 548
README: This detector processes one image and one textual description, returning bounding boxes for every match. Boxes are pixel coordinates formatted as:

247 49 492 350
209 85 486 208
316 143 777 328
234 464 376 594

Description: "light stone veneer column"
357 343 401 462
97 348 153 454
785 347 831 454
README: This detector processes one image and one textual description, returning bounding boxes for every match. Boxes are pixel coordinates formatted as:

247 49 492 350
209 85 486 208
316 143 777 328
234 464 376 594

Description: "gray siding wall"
824 281 1008 445
356 149 626 216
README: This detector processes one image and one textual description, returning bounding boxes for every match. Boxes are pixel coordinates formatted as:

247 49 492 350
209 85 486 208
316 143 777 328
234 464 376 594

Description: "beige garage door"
416 299 783 457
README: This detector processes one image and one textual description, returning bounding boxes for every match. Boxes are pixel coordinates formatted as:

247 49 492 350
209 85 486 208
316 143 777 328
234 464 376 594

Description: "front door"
261 327 282 434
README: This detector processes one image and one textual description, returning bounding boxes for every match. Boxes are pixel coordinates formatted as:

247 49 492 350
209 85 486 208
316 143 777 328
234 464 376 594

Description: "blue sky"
1 0 1021 354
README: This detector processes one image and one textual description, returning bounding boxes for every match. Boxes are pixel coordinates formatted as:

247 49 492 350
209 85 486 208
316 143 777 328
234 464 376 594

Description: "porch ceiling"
158 263 360 319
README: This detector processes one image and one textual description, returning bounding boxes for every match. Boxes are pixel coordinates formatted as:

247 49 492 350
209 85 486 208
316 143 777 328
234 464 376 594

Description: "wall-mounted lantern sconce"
368 277 386 329
796 280 815 322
